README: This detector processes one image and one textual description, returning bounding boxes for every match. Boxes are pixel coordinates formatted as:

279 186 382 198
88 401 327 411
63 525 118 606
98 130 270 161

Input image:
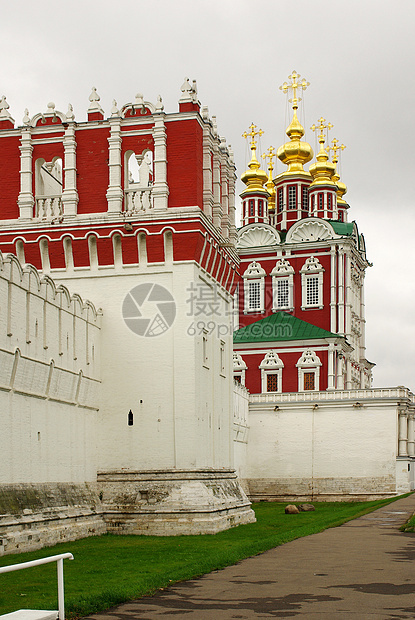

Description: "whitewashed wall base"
98 469 255 535
0 483 106 556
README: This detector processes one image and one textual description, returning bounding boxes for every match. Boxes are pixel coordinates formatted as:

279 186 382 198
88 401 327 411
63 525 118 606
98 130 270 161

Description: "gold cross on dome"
311 117 333 144
262 146 276 173
326 137 346 163
242 123 264 149
279 70 310 109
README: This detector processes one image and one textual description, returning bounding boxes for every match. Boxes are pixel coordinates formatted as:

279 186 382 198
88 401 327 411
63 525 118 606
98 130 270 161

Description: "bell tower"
240 123 269 226
275 71 313 230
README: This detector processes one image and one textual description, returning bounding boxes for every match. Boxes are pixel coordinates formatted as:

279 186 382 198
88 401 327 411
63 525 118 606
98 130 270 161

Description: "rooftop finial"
262 146 277 210
309 118 336 186
279 70 309 111
326 137 346 165
88 87 104 114
311 117 334 152
327 138 347 202
241 123 268 194
242 122 264 157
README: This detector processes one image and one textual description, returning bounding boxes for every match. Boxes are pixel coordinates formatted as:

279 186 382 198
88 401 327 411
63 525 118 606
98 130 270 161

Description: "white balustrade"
124 186 152 214
250 387 414 405
35 196 62 220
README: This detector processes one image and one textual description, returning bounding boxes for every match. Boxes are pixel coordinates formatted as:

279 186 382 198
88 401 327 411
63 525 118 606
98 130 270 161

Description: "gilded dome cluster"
240 71 348 205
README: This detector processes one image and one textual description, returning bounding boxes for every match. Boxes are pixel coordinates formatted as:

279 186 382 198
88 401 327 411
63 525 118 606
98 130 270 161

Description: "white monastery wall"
48 254 254 535
233 380 250 489
0 252 105 555
245 389 414 501
52 260 235 472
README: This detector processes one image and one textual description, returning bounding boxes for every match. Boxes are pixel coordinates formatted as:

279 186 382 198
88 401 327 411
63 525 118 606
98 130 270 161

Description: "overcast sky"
2 0 414 389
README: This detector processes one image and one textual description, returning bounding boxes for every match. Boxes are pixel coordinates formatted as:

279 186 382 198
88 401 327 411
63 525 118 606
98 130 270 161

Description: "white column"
228 150 237 243
220 158 230 238
398 410 408 457
327 343 335 390
212 147 222 228
336 353 344 390
202 124 213 220
106 116 123 213
152 112 169 211
338 247 345 334
330 245 337 333
360 272 366 361
345 355 352 390
62 122 78 216
18 128 34 219
344 248 352 337
407 414 415 457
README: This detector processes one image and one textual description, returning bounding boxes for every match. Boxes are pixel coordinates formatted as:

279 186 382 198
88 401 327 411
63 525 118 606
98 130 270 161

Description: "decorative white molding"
296 349 322 392
300 256 324 309
286 218 336 243
243 261 266 279
242 261 266 313
233 352 247 385
88 88 104 115
296 349 322 367
0 96 14 123
259 350 284 393
237 224 280 249
271 258 294 276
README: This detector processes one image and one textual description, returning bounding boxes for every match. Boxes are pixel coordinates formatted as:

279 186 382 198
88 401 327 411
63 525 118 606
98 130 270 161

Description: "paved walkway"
85 494 415 619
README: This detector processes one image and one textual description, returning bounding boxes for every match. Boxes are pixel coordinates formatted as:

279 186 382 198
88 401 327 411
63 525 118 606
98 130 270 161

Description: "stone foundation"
98 469 256 535
0 483 106 556
245 476 397 503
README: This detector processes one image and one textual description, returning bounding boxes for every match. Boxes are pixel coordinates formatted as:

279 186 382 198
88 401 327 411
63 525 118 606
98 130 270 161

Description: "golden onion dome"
333 173 348 204
309 118 336 187
329 139 348 204
262 146 276 211
241 123 269 195
277 109 313 174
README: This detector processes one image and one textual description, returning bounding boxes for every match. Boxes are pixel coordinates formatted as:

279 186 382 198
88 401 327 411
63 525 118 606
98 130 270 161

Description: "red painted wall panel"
0 135 20 219
71 238 90 267
147 234 165 263
121 235 138 264
23 243 42 270
96 237 114 266
48 240 66 269
76 127 110 214
166 119 203 209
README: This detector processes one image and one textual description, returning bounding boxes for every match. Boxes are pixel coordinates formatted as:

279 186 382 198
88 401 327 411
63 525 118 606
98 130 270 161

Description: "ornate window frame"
243 261 266 313
233 352 247 385
300 256 324 309
296 349 322 391
259 350 284 393
271 258 294 312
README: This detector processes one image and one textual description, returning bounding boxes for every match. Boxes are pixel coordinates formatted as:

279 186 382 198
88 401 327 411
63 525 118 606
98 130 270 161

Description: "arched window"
35 157 63 220
233 352 247 385
296 349 322 391
271 258 294 312
300 256 324 309
259 350 284 393
124 149 153 213
242 261 266 313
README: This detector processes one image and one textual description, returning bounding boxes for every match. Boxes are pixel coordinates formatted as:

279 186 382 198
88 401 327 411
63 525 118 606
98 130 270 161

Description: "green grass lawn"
0 496 406 618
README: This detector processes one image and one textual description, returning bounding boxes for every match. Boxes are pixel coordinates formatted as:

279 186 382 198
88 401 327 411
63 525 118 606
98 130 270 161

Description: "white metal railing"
0 553 74 620
35 196 62 220
124 186 152 213
250 387 414 405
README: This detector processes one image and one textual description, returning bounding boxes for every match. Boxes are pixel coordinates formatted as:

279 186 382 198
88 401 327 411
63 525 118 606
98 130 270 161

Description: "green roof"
325 220 354 236
233 312 339 344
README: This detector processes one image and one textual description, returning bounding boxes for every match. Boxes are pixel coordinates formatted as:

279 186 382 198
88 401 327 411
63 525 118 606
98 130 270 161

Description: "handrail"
0 553 74 620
